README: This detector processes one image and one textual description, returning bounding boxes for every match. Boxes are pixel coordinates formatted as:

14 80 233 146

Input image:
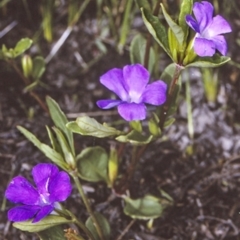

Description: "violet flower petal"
194 37 216 57
33 205 54 223
193 1 213 32
123 64 149 103
32 163 59 195
100 68 128 101
5 176 39 205
49 172 72 202
97 99 122 109
117 102 146 121
8 205 41 222
185 15 200 33
142 81 167 105
212 35 227 55
207 15 232 36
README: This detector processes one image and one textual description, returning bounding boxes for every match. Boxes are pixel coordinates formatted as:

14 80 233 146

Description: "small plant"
4 0 232 239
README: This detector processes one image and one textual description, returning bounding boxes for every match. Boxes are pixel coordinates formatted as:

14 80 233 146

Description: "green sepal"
123 195 164 220
148 113 161 136
13 215 72 233
160 4 184 46
37 225 67 240
140 8 171 59
52 127 76 168
17 126 68 170
129 120 142 133
46 96 75 156
178 0 193 41
130 34 156 74
32 56 46 80
116 130 153 145
185 55 231 68
76 146 109 183
66 116 122 138
85 212 111 240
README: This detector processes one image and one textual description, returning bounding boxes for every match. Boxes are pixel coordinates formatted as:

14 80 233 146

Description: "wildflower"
97 64 167 121
5 163 72 223
185 1 232 57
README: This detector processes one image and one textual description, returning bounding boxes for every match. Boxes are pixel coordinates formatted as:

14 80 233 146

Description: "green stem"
186 70 194 139
143 0 161 70
159 64 182 130
115 145 139 194
71 173 105 240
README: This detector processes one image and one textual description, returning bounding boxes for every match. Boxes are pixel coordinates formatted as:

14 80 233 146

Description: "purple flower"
96 64 167 121
5 163 72 223
186 1 232 57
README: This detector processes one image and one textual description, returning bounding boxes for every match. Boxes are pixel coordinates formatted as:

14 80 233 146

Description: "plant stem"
143 0 161 70
185 70 194 139
6 59 49 113
115 145 140 194
159 64 182 130
71 172 105 240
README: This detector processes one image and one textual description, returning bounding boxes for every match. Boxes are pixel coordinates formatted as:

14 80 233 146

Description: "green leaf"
160 63 177 86
1 44 14 58
160 63 182 117
77 146 109 183
17 126 68 170
67 116 122 138
186 55 231 68
37 225 67 240
160 4 184 46
52 127 75 168
129 120 142 133
46 126 62 153
163 117 175 128
116 130 153 145
13 215 72 233
46 96 75 156
123 195 164 220
141 8 171 59
14 38 33 57
130 34 156 73
32 56 46 79
135 0 151 11
178 0 193 41
86 212 111 240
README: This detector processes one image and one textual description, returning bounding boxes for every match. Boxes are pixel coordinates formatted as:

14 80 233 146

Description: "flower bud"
21 54 33 78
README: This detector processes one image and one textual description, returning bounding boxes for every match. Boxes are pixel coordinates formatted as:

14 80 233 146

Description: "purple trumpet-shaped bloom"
5 163 72 223
97 64 167 121
185 1 232 57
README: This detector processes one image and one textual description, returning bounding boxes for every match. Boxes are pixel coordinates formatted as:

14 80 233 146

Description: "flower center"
39 192 50 205
128 91 142 104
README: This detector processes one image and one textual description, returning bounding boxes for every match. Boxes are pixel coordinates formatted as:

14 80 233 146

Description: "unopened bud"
21 54 33 78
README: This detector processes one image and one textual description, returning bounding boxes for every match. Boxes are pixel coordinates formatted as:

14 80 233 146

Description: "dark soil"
1 1 240 239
